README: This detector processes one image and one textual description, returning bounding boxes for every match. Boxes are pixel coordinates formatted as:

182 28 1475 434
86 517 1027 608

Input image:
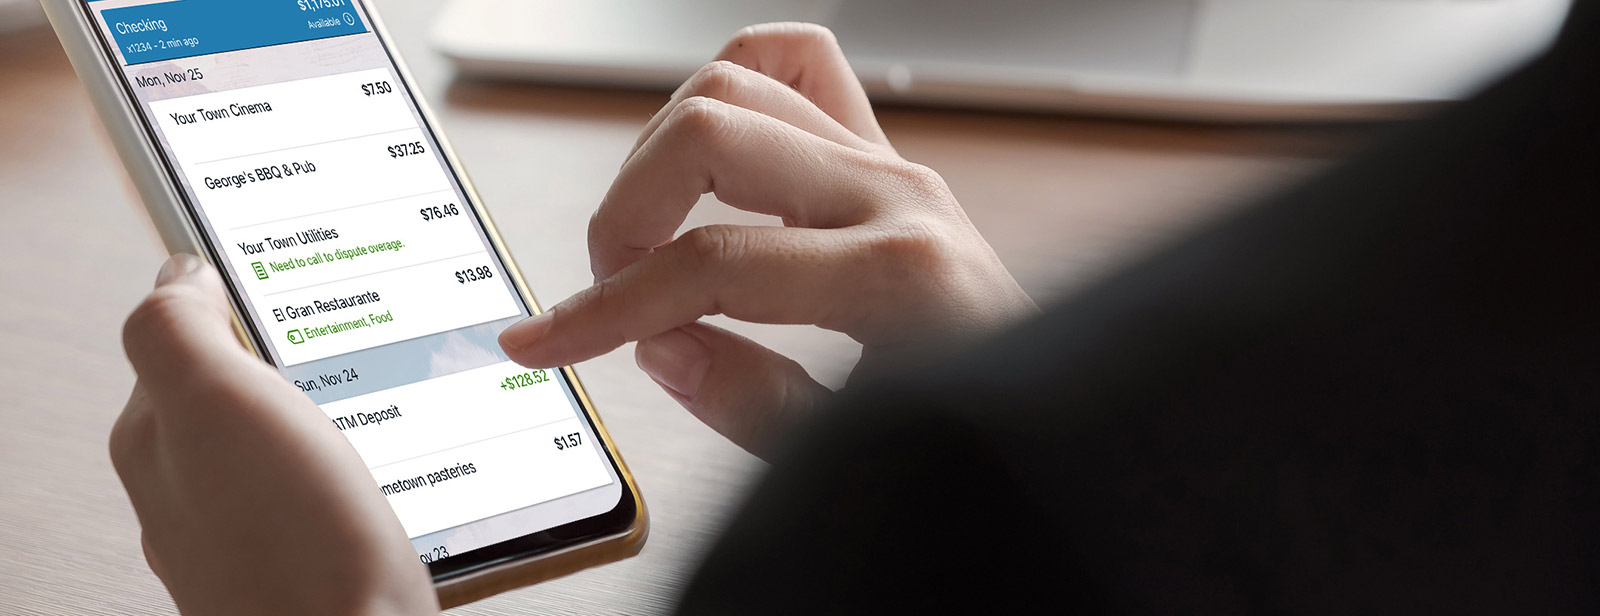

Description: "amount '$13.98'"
455 265 493 284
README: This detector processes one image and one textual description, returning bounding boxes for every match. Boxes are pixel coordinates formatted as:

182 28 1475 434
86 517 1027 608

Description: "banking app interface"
89 0 621 564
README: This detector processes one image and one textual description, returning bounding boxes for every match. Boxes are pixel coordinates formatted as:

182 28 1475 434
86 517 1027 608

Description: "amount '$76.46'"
420 203 460 222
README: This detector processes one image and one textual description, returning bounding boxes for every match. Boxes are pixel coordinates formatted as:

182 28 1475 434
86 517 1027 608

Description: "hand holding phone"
115 255 439 616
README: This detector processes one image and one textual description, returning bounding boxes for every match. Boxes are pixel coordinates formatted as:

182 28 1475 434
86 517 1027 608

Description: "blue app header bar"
99 0 369 65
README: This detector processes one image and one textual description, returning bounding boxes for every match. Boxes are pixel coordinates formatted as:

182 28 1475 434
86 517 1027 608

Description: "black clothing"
678 5 1600 614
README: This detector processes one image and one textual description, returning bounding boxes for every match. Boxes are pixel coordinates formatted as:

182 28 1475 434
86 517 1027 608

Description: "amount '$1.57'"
553 431 583 451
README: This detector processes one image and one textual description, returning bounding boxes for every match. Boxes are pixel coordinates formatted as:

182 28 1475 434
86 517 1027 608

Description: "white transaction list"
117 20 623 559
232 188 487 293
325 361 578 469
149 68 415 177
262 251 518 365
181 126 449 228
324 361 614 538
149 67 520 366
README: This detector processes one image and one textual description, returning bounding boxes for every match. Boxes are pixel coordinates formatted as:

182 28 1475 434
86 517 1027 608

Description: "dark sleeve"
675 6 1600 615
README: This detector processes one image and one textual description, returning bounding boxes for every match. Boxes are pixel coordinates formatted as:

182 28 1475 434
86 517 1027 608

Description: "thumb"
635 322 832 459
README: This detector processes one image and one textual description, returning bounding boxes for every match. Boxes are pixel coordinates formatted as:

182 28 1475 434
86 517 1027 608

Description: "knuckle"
792 22 840 49
884 161 953 202
664 96 734 145
867 220 958 274
122 287 193 355
867 159 964 219
586 209 604 245
585 211 610 274
727 23 770 48
586 209 616 254
729 22 838 51
108 388 160 474
107 408 145 469
676 225 745 272
730 24 760 43
688 60 745 100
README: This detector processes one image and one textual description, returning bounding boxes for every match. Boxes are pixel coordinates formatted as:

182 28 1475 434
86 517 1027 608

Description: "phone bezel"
67 0 644 586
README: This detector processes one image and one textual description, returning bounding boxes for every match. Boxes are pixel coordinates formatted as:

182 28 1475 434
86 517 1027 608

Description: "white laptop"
432 0 1572 122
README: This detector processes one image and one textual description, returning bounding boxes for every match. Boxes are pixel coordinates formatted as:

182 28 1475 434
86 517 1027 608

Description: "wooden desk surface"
0 3 1367 613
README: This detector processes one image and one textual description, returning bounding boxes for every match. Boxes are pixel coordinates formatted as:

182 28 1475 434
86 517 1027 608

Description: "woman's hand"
500 23 1037 458
113 255 437 616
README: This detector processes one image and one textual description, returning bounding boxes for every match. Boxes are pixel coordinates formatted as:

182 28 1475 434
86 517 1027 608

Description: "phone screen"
83 0 627 569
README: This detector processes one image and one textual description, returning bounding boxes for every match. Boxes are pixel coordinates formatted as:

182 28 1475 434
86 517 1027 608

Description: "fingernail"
636 328 710 399
500 312 555 353
155 254 202 287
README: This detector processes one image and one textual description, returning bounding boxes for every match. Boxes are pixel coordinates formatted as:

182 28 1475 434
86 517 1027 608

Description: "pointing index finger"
506 225 883 369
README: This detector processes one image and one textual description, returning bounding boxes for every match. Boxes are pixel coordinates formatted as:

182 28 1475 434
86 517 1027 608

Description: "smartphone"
41 0 646 606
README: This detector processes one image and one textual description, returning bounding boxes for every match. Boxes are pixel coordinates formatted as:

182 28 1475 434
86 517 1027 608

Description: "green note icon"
252 261 268 280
